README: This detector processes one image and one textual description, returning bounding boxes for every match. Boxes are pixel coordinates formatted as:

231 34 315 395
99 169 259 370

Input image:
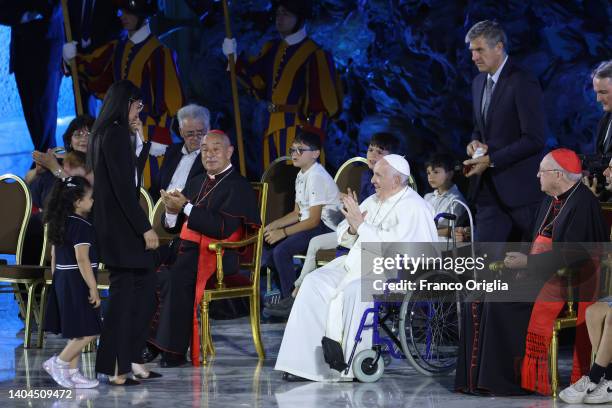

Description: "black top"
55 214 98 272
528 182 608 278
92 124 154 268
596 112 612 156
30 170 57 210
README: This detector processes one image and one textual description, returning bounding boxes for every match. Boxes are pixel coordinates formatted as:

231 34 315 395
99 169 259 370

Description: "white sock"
69 369 78 375
56 357 69 366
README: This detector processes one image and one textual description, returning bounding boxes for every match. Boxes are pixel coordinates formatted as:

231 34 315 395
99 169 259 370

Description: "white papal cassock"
274 186 438 381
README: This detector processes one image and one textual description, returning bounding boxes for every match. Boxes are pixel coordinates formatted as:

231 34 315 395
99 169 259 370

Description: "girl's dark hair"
62 115 94 152
87 80 142 172
43 176 92 246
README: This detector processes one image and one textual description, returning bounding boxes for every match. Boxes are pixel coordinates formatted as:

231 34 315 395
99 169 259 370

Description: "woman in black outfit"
87 80 161 385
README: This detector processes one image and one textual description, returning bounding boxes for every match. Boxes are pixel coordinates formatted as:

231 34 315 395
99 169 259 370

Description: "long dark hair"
87 80 142 172
44 176 92 246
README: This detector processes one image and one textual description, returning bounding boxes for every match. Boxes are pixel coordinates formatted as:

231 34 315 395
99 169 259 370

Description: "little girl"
42 176 101 388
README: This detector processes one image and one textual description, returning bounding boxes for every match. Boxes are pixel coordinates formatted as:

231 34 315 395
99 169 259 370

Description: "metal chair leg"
550 327 559 398
249 294 265 360
36 284 49 348
23 282 41 348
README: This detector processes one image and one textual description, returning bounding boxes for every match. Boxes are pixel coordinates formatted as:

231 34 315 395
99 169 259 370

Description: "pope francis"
275 154 438 381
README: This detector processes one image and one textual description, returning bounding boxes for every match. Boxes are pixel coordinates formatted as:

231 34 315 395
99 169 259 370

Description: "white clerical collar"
208 163 232 180
129 23 151 45
181 145 199 156
283 26 307 46
488 55 508 85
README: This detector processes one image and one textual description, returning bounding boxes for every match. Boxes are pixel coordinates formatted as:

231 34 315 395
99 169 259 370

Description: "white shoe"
70 371 99 389
43 355 55 376
559 375 599 404
584 379 612 404
45 357 74 388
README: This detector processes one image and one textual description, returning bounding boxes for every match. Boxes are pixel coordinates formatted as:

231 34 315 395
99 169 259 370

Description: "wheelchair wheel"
352 349 384 383
398 270 463 376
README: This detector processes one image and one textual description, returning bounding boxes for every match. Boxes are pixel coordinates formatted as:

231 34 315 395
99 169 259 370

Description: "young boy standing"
424 153 467 241
263 130 341 314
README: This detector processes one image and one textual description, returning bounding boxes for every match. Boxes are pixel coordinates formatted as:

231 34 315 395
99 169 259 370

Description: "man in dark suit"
593 60 612 156
462 20 546 242
149 104 209 202
0 1 63 152
456 20 548 397
64 0 122 115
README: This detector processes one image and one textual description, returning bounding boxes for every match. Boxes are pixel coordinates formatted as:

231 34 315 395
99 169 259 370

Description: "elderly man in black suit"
462 20 546 243
149 104 209 202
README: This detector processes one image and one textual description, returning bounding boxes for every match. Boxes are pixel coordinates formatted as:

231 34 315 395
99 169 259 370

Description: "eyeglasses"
289 147 316 155
129 99 144 113
72 129 90 139
183 129 206 139
537 168 559 175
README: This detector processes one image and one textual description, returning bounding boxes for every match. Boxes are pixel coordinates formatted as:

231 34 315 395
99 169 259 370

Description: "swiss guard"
222 0 343 169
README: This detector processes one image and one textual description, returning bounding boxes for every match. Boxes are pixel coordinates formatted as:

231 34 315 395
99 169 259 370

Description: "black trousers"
12 36 62 152
95 267 156 376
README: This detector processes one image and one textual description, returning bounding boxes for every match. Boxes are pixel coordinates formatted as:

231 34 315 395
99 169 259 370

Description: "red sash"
180 221 243 366
521 234 595 395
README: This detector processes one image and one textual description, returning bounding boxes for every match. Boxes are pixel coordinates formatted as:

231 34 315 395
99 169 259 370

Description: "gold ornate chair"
199 182 268 365
0 174 46 348
139 187 154 221
150 199 179 246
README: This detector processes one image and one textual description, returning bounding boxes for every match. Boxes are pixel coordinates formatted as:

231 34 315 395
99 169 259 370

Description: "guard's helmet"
114 0 158 17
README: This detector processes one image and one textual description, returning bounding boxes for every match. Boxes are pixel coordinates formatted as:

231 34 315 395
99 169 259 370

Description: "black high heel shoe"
109 377 141 386
133 371 163 380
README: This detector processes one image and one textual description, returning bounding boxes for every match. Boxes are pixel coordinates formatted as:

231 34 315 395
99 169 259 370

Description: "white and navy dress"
44 215 101 338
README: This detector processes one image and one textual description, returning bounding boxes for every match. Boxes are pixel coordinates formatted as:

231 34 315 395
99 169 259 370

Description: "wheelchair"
349 201 473 382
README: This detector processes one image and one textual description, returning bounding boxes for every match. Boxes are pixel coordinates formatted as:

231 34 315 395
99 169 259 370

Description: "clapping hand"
503 252 527 269
340 188 367 234
160 189 188 214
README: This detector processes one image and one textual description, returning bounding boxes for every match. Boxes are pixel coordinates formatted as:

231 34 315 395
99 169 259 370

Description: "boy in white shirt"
423 153 467 240
263 130 340 315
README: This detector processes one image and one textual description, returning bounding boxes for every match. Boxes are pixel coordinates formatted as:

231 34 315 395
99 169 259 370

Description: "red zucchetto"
550 148 582 174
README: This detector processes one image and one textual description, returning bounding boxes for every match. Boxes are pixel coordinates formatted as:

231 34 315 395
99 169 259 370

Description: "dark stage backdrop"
155 0 612 187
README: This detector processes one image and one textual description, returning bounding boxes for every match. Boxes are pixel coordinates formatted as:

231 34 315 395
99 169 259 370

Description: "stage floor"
0 317 578 408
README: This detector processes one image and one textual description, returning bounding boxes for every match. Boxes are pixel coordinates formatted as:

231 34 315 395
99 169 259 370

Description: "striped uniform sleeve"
75 41 118 99
305 48 342 129
143 46 185 145
235 41 275 100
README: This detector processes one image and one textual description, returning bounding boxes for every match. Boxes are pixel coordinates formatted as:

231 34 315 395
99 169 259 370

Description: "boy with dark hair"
360 132 401 201
424 153 467 240
263 129 341 315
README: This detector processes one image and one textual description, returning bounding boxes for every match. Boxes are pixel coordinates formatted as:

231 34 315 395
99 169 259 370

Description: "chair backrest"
40 224 52 267
151 198 178 246
140 187 153 221
260 156 299 226
0 174 32 264
334 157 369 194
245 182 268 284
